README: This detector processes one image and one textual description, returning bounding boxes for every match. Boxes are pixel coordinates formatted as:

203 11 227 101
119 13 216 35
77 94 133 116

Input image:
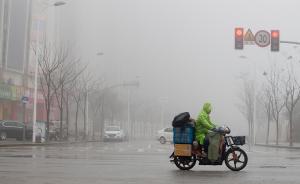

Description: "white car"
104 126 125 141
156 127 173 144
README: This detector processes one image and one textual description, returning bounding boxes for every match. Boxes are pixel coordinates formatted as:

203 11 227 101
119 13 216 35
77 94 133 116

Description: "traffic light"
235 28 244 50
271 30 280 52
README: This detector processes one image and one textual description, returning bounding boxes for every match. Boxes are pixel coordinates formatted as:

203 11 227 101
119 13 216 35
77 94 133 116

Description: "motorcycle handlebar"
212 126 231 134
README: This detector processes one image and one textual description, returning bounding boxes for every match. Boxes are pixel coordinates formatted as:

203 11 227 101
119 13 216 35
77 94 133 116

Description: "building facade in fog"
0 0 49 122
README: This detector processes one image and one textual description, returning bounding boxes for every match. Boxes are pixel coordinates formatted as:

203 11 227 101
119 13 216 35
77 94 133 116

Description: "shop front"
0 83 45 122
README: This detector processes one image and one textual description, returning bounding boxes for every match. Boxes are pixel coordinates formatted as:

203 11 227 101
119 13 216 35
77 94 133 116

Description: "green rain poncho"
195 103 217 144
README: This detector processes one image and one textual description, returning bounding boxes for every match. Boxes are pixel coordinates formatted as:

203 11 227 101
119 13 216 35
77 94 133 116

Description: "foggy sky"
57 0 300 134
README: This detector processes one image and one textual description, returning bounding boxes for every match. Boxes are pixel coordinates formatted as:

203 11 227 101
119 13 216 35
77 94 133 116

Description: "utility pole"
21 96 28 141
22 102 26 141
127 88 131 139
159 97 168 128
32 1 66 143
86 91 89 140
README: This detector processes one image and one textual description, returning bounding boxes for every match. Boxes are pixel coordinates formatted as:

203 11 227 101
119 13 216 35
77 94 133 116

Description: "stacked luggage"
172 112 195 156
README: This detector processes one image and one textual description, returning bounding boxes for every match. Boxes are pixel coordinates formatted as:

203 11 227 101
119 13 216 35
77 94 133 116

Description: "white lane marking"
156 149 165 152
137 148 144 152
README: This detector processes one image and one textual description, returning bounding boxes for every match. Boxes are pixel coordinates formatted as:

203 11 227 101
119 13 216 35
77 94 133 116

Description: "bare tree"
283 63 300 146
52 52 84 141
264 65 285 145
80 72 98 141
34 42 64 140
63 78 83 141
258 86 272 145
237 76 255 147
89 90 103 140
71 78 83 141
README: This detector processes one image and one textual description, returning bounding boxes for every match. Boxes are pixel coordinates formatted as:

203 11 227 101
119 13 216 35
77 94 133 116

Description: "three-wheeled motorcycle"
170 127 248 171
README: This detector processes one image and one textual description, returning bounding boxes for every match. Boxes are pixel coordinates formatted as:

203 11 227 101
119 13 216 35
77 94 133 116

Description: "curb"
255 144 300 149
0 140 101 148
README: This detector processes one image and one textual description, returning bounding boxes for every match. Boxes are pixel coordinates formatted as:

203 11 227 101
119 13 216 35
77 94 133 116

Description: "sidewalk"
0 139 100 148
255 142 300 149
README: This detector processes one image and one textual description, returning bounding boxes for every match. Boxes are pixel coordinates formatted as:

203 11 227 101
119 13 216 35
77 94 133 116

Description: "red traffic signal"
236 29 243 37
271 30 280 52
235 28 244 50
271 31 279 38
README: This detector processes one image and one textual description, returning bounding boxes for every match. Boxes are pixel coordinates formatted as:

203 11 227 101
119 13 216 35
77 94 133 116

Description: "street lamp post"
123 81 139 139
32 1 66 143
159 97 168 128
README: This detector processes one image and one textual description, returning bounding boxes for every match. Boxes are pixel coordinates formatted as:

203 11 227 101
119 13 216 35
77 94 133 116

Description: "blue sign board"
21 96 29 104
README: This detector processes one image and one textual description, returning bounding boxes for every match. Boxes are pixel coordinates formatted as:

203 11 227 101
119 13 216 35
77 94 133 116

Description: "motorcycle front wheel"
225 147 248 171
174 155 196 170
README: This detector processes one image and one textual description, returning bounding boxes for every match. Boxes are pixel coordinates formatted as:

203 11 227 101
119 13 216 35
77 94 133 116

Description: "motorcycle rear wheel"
174 155 196 170
225 147 248 171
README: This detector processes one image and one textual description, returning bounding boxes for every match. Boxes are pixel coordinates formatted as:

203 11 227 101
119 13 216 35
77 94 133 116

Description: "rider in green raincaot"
195 102 217 155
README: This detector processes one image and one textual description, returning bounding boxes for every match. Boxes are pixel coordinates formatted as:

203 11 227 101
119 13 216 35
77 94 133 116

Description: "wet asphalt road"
0 140 300 184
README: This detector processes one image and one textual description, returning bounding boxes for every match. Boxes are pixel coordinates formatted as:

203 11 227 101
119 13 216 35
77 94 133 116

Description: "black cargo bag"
172 112 190 127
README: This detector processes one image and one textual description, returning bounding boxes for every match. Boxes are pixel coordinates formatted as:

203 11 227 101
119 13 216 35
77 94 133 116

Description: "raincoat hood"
203 103 212 114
